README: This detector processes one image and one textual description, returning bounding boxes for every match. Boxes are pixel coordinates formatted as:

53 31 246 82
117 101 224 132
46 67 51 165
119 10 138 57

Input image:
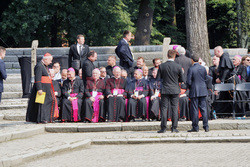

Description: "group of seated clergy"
50 65 165 122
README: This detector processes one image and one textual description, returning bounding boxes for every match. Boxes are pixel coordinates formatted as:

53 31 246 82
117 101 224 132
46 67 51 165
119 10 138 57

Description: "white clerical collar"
167 59 174 61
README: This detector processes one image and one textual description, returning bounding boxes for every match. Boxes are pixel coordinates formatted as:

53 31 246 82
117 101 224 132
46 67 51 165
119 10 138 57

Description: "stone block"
160 138 186 143
11 127 45 140
0 134 11 143
4 56 18 62
78 124 121 132
6 49 26 55
237 123 250 130
92 139 128 145
45 125 78 132
209 122 238 130
6 69 20 74
127 138 161 144
70 139 91 149
1 92 22 99
90 46 116 54
4 84 22 92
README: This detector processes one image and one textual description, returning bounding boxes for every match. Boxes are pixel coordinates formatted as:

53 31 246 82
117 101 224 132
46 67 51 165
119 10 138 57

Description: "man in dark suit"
175 47 192 83
115 30 134 72
148 58 161 78
186 55 209 132
0 46 7 103
157 50 184 133
82 51 97 85
68 34 90 72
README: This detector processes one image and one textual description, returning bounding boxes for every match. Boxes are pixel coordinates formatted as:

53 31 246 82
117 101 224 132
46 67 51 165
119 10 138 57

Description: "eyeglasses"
100 71 106 73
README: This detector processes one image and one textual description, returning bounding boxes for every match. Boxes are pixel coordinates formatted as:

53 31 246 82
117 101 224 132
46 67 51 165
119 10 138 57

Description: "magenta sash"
90 92 103 123
70 93 79 122
238 75 241 80
146 96 150 120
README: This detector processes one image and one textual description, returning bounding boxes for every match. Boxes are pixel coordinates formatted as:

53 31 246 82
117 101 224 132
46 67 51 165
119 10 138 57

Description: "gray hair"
178 47 186 56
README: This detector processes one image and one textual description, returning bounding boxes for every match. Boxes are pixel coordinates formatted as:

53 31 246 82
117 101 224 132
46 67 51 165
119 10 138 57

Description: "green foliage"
0 0 247 48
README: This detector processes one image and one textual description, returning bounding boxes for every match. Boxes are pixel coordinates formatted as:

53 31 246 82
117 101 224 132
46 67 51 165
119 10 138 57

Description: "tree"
236 0 249 48
185 0 211 65
134 0 154 45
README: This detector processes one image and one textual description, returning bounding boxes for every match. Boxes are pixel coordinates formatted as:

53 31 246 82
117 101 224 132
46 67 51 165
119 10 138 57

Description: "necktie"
79 45 83 57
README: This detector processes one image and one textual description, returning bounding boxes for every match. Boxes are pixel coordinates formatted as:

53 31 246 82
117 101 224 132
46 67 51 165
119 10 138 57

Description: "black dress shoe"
171 128 179 133
205 128 209 132
187 129 199 132
157 129 166 133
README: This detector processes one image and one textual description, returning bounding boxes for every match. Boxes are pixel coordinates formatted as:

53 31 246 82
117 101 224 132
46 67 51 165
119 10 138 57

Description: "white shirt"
77 43 83 55
53 72 62 80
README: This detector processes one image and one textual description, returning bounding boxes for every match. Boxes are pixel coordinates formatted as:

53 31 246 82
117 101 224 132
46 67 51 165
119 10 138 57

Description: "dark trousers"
190 96 209 130
0 92 2 103
160 94 179 130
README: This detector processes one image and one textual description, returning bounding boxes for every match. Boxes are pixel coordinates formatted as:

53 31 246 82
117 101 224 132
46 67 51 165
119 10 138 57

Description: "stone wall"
4 45 248 74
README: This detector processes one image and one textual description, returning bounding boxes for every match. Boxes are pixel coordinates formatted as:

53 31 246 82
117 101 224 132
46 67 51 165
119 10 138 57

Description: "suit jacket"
82 59 95 83
186 63 208 98
157 60 184 95
115 39 134 69
68 44 90 68
175 54 192 82
0 59 7 92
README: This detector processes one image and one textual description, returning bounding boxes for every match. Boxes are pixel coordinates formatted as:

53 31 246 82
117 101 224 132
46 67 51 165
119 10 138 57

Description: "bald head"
214 46 224 58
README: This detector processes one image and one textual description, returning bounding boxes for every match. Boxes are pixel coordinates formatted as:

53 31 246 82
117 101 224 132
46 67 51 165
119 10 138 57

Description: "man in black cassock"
106 66 127 122
50 69 62 120
82 51 97 85
148 68 161 121
233 55 247 82
178 83 190 121
209 56 220 85
84 69 106 122
214 46 246 116
26 53 58 123
127 69 149 121
61 68 84 122
106 56 117 78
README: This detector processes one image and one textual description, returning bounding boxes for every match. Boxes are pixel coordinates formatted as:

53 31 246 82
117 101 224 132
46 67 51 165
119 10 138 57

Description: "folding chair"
213 83 236 118
235 83 250 117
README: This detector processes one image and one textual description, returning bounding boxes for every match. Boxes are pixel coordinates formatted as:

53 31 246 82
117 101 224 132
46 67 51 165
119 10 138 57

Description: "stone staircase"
5 46 248 74
1 74 27 122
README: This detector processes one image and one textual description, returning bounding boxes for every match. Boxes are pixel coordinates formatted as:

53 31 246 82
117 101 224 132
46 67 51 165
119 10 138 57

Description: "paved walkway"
20 142 250 167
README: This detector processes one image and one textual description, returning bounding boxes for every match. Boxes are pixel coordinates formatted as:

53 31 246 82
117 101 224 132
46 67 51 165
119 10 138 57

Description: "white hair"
178 47 186 56
92 68 100 75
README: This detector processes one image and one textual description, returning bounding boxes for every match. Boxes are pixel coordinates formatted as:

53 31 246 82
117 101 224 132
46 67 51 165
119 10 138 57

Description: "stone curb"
45 121 250 133
92 136 250 145
0 127 45 143
0 139 91 167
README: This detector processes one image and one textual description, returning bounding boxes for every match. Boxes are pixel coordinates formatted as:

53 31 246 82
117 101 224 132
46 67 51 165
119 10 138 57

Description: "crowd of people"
24 30 249 133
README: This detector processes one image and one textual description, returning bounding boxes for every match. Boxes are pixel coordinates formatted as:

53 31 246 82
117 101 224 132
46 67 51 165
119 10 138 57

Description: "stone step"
45 119 250 133
2 92 23 99
4 84 22 92
4 74 22 84
6 69 20 74
0 104 27 110
0 98 28 104
5 62 20 69
0 130 90 167
0 109 26 121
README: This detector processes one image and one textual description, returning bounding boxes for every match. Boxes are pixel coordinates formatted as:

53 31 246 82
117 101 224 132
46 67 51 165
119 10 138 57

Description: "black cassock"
61 78 84 122
106 77 127 122
84 78 105 122
127 78 149 120
178 83 190 120
148 78 161 120
215 52 246 116
26 61 58 123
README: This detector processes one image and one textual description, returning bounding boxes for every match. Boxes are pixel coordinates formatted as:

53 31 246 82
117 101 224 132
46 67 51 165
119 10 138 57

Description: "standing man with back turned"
157 50 184 133
0 46 7 103
115 30 134 72
68 34 90 73
187 55 209 132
